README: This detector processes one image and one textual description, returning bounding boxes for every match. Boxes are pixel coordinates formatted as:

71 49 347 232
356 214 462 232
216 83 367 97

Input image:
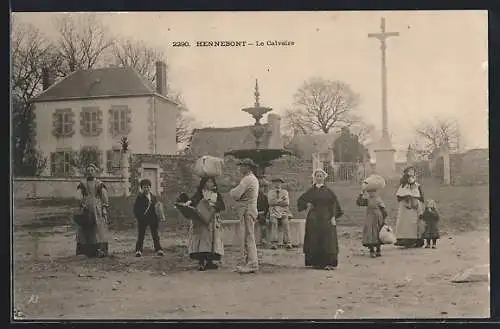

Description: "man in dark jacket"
257 179 271 248
133 179 164 257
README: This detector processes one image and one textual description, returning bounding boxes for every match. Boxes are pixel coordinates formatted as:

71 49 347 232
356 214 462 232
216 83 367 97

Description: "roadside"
13 225 489 319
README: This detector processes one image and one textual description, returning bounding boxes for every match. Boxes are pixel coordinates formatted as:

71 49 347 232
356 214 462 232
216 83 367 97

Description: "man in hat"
229 158 260 273
268 178 293 249
257 178 271 248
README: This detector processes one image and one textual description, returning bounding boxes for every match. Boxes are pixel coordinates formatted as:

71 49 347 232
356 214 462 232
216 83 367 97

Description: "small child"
356 187 388 258
421 199 440 249
133 179 164 257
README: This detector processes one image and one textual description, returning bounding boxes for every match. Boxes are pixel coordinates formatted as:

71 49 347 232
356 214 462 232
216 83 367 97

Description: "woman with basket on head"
356 174 389 258
74 163 110 258
177 156 225 271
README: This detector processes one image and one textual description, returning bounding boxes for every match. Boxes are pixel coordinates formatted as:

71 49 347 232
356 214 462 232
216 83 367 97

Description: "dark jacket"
257 191 270 223
133 193 159 222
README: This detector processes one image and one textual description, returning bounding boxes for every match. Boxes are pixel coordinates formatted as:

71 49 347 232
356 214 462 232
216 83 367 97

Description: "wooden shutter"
50 152 56 175
106 150 113 173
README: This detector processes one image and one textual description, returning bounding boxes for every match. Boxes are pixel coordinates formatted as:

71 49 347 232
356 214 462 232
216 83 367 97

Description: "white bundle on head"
362 174 386 191
194 155 224 178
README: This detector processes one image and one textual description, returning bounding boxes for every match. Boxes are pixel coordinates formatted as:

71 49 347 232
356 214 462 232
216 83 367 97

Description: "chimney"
155 61 167 96
42 67 54 91
267 113 283 149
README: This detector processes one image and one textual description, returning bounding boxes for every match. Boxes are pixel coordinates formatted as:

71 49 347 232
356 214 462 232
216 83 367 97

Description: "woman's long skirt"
303 210 339 268
394 202 425 248
76 214 110 257
188 213 224 261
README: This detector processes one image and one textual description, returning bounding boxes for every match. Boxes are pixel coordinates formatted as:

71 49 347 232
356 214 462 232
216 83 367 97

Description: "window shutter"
50 152 56 175
106 150 113 173
126 107 132 134
80 111 87 136
52 112 60 136
97 149 103 171
96 109 103 136
108 109 115 135
68 110 75 137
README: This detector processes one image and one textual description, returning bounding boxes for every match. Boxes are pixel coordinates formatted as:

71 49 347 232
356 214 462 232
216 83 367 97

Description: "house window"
107 148 122 173
50 150 74 176
109 105 131 136
52 109 75 137
80 107 103 137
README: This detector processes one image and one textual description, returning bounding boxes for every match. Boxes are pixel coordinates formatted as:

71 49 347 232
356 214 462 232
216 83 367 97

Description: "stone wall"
450 149 489 185
129 154 314 227
13 176 127 199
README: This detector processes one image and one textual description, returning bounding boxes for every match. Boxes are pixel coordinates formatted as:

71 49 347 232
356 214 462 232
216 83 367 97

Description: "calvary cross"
368 17 399 140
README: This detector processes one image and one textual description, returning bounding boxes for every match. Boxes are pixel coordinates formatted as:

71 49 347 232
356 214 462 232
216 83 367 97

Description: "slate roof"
31 66 170 103
189 124 272 157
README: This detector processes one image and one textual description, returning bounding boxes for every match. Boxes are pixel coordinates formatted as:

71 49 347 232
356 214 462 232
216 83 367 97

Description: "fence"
322 162 363 183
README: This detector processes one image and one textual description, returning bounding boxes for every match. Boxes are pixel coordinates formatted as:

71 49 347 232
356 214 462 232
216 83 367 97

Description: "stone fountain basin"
224 148 293 165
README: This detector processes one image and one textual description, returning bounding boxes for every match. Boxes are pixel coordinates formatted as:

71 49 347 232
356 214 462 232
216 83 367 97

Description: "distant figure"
186 177 225 271
257 179 271 248
268 178 293 250
395 167 425 248
356 186 388 258
297 168 344 270
229 158 260 274
133 179 164 257
75 164 110 258
420 199 440 249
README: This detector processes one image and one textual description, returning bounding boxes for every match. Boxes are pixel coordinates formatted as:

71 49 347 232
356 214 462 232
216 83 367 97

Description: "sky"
12 11 488 150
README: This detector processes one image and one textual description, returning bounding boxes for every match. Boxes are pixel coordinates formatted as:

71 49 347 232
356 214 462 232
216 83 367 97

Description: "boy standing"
133 179 165 257
268 178 293 250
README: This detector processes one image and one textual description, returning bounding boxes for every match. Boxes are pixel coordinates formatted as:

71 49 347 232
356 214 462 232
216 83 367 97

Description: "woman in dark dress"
186 177 226 271
297 168 344 270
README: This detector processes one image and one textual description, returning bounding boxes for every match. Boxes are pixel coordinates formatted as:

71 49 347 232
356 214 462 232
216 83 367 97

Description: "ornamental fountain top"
224 79 292 178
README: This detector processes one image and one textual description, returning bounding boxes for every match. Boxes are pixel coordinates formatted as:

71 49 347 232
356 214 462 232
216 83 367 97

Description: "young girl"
356 186 388 258
421 199 440 249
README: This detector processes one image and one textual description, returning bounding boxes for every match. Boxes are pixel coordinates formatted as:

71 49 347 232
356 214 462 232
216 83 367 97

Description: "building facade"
31 62 179 176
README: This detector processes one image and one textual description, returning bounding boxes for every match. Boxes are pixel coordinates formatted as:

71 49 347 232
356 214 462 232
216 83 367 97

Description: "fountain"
222 80 305 247
224 79 292 178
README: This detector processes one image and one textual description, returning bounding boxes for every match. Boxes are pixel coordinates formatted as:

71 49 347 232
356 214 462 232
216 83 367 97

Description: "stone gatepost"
121 151 130 196
120 137 131 196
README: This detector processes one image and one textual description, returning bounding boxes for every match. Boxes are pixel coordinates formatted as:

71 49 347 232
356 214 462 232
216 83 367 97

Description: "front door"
143 168 158 195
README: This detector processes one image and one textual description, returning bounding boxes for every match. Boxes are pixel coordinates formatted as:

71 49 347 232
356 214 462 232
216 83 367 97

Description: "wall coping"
14 176 125 182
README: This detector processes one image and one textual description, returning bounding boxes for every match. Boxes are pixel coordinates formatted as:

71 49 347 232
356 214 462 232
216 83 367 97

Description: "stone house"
189 113 283 157
30 61 179 178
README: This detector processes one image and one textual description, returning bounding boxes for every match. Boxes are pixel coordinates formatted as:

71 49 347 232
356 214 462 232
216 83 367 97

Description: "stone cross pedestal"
374 134 396 179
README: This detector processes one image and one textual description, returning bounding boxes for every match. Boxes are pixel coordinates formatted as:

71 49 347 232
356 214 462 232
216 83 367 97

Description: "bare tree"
282 108 314 137
54 13 114 76
11 20 60 175
168 92 196 147
413 117 462 158
111 37 167 82
286 77 360 134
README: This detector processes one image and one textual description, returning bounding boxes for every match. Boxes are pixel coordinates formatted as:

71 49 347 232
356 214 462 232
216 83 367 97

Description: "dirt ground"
13 223 490 320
